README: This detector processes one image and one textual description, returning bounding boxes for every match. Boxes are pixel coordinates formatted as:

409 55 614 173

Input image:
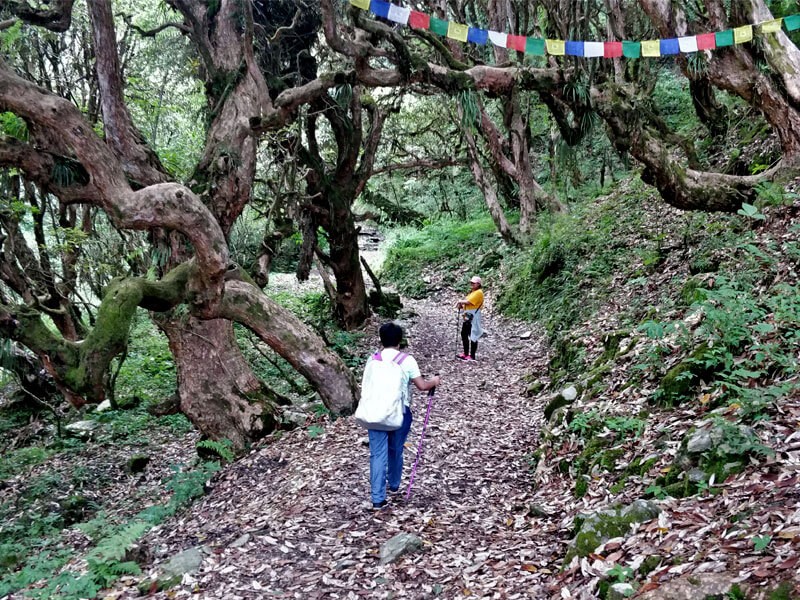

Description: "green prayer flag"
526 37 545 55
784 14 800 31
622 41 641 58
430 17 449 36
715 29 734 47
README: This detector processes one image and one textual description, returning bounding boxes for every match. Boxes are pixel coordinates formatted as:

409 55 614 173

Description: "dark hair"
379 322 403 347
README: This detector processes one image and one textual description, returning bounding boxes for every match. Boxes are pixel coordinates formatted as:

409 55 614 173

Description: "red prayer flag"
696 32 716 50
507 34 526 52
409 10 430 29
604 41 622 58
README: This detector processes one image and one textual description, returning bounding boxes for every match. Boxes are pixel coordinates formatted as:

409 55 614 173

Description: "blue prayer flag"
370 0 390 18
660 38 679 55
565 40 585 56
468 27 488 45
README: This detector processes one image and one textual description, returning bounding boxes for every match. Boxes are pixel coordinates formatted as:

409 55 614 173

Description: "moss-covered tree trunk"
159 317 276 449
327 206 369 329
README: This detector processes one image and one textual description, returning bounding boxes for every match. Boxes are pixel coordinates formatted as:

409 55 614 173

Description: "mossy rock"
544 393 573 422
653 342 713 406
126 454 151 474
525 379 547 397
594 330 632 366
368 290 403 319
597 448 625 471
658 421 763 497
59 494 96 527
565 499 661 564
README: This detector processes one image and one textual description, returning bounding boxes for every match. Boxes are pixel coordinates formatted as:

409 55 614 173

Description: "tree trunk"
326 210 369 329
638 0 800 162
462 125 519 244
689 79 727 137
159 317 276 450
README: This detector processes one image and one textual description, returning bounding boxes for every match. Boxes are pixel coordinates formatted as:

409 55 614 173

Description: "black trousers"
461 321 478 358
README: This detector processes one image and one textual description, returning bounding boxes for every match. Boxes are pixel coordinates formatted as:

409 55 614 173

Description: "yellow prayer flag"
641 40 660 57
760 19 782 33
447 22 469 43
349 0 370 9
733 25 753 43
545 39 565 55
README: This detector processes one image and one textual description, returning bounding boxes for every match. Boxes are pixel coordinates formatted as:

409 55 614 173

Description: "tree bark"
219 279 359 416
462 124 519 244
638 0 800 162
159 317 276 449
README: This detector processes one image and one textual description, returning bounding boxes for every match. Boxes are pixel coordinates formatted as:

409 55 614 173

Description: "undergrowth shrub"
497 201 632 338
381 217 500 297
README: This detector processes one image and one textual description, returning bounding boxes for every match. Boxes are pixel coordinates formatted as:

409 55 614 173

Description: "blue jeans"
368 407 413 504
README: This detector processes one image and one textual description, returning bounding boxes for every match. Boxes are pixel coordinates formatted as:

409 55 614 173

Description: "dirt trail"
115 289 562 599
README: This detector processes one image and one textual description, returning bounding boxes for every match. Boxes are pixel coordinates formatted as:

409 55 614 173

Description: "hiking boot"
370 499 390 511
388 487 401 496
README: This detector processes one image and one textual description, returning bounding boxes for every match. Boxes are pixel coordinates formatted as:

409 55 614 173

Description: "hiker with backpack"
355 322 441 511
456 275 484 361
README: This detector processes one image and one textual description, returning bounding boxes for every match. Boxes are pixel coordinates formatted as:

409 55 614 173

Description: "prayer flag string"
348 1 800 59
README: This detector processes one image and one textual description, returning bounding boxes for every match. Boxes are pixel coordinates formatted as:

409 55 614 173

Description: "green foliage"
645 483 669 500
84 521 149 586
607 563 634 583
196 439 235 462
0 111 28 140
330 84 353 109
457 90 479 130
114 312 177 403
737 202 765 221
752 534 772 552
498 200 634 340
0 446 52 479
706 416 773 461
164 461 221 511
382 217 499 298
307 424 325 438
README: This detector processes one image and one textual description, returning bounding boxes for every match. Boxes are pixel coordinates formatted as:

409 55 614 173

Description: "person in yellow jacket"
455 275 484 361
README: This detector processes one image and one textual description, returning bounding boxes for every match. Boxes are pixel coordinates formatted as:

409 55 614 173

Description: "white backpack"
354 351 408 431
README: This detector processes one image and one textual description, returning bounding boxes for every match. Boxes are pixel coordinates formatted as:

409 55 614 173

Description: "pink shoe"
464 356 475 361
457 353 469 360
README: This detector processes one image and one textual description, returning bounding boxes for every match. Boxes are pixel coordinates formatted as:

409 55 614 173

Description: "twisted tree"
0 0 359 450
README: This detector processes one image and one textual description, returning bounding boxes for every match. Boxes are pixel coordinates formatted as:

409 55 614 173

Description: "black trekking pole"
405 385 436 500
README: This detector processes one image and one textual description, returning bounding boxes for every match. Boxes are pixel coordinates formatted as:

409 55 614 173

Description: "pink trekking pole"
405 386 436 500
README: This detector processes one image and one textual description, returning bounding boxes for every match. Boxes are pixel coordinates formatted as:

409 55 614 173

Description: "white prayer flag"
387 4 410 25
488 30 508 48
584 42 604 57
678 36 699 53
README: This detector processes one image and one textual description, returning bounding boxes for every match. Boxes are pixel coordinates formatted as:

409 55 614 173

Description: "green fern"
86 521 149 564
196 438 235 462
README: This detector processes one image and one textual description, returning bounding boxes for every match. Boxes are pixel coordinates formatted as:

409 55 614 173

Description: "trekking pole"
455 308 461 357
405 385 436 500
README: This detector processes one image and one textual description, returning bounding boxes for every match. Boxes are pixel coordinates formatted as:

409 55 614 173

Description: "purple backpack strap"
372 351 383 361
392 352 408 365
